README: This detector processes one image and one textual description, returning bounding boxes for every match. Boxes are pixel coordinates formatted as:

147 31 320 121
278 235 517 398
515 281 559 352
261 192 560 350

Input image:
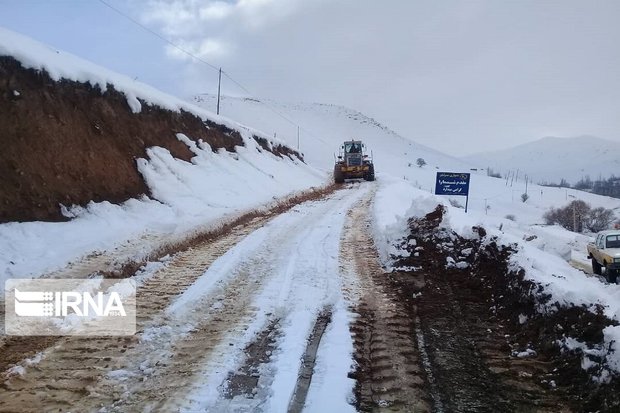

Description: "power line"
97 0 325 149
222 71 301 128
97 0 220 72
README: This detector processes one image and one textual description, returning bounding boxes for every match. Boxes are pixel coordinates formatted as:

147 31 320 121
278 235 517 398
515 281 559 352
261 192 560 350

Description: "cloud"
198 1 233 20
165 38 230 61
139 0 620 155
144 0 312 35
142 0 314 65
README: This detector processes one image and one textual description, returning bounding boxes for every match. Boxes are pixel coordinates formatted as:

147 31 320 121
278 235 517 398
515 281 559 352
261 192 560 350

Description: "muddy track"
411 266 573 412
224 318 281 400
0 217 271 412
344 195 431 412
288 309 332 413
1 183 362 413
393 208 574 413
0 185 336 375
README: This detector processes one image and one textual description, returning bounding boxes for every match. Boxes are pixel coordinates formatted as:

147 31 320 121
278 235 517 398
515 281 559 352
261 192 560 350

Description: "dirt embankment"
0 56 301 223
392 206 620 412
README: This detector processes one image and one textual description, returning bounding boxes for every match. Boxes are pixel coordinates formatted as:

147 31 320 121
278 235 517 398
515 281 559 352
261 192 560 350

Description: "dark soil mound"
0 56 300 223
391 205 620 411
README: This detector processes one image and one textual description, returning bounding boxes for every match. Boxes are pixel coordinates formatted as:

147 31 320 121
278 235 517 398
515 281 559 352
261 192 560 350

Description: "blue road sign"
435 172 470 196
435 172 471 212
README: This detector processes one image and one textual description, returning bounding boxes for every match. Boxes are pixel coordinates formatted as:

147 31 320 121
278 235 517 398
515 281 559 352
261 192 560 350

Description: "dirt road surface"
1 184 587 412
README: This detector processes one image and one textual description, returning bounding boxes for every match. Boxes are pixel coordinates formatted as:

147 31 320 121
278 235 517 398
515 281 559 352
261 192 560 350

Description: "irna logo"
14 289 126 317
5 279 136 336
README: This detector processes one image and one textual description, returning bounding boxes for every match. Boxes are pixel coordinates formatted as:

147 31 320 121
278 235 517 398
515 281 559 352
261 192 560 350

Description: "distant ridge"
462 135 620 184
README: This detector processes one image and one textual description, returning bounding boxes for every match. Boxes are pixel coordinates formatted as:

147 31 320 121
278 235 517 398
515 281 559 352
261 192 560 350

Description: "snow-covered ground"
4 26 620 406
194 95 620 379
462 135 620 184
0 29 326 289
372 177 620 380
172 184 371 412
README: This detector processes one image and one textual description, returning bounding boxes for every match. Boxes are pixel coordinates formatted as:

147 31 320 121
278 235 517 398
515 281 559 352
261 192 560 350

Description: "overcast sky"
1 0 619 156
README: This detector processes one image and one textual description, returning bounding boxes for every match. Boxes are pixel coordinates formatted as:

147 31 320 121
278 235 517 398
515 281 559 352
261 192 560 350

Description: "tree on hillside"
544 200 616 233
416 158 426 168
544 200 590 232
574 176 593 190
585 207 616 232
486 167 501 178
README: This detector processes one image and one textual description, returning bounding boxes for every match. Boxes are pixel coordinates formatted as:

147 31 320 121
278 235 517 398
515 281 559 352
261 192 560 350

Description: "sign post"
434 172 471 212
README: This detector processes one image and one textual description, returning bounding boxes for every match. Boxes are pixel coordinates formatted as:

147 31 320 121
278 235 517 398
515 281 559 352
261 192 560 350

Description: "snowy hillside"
193 94 620 224
0 28 325 283
462 135 620 184
193 94 476 175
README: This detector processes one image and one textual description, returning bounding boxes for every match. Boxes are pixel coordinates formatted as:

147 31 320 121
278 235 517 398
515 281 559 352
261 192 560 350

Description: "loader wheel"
592 258 602 275
364 165 375 181
607 266 618 284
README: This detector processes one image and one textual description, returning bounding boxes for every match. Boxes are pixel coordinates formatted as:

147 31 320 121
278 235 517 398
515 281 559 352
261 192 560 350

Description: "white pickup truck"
587 230 620 283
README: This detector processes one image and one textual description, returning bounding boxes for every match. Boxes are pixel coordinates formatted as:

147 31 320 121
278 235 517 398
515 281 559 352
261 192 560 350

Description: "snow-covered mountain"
193 94 476 176
462 135 620 185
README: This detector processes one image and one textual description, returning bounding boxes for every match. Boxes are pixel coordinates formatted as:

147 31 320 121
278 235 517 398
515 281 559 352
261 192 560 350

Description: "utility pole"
573 203 577 232
216 68 222 115
525 175 528 195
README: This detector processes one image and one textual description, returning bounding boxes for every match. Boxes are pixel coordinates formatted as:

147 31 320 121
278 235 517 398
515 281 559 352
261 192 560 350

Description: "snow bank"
0 28 326 287
0 135 324 285
372 175 445 265
373 174 620 376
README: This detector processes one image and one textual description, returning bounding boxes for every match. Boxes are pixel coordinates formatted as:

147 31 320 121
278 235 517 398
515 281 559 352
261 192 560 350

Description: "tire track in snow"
0 217 270 413
287 308 332 413
343 192 432 412
0 183 368 412
177 182 371 412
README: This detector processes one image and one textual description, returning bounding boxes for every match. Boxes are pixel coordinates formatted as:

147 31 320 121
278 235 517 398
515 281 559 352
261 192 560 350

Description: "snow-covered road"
1 182 374 412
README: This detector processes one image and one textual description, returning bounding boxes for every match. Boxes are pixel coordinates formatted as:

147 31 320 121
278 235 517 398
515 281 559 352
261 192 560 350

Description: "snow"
0 31 327 291
4 365 26 378
303 300 357 413
162 186 369 411
4 25 620 407
186 93 620 382
370 174 620 377
463 135 620 184
1 138 323 288
514 348 537 358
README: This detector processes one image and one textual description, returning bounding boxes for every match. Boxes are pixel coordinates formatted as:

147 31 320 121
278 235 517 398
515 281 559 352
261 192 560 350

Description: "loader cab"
344 141 363 154
342 141 362 166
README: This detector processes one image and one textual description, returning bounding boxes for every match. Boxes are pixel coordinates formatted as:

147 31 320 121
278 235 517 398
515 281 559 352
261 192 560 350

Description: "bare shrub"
543 200 615 233
585 207 616 233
